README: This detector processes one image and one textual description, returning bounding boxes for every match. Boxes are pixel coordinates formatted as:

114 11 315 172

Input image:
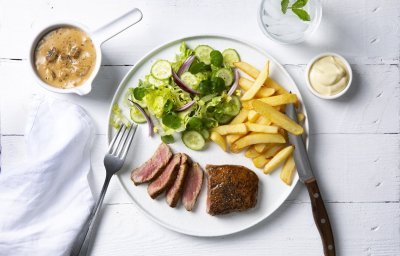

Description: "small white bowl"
305 52 352 100
28 8 142 96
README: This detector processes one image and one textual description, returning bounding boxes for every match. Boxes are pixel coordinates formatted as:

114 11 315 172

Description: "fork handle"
70 174 112 256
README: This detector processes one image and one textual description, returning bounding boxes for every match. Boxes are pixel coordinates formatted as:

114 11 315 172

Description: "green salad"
113 42 241 151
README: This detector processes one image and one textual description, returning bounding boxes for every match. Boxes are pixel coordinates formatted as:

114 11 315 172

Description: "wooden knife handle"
305 178 336 256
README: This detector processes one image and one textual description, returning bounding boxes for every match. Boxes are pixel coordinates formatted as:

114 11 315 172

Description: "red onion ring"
177 55 195 76
172 70 200 95
129 99 154 136
228 69 239 96
176 101 195 112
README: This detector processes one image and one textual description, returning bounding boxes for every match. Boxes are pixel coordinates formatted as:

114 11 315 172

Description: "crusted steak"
166 153 190 207
206 165 258 216
182 162 204 211
147 154 181 199
131 143 172 185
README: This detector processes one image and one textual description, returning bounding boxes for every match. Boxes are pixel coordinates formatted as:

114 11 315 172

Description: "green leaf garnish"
292 8 311 21
281 0 289 14
162 112 182 129
189 62 211 74
210 50 223 67
187 117 204 131
292 0 308 9
161 135 175 144
133 87 147 101
280 0 311 21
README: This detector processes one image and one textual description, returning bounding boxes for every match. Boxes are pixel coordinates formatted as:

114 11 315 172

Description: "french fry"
246 123 279 134
210 131 226 152
242 101 253 110
280 154 296 185
297 112 305 122
254 143 268 153
234 61 288 94
264 145 294 174
238 77 254 90
256 115 272 125
231 133 285 152
226 134 244 144
243 94 298 110
230 108 249 124
263 144 285 158
252 155 270 168
241 61 269 101
239 77 275 98
278 128 288 141
255 143 279 154
212 123 248 135
248 110 260 123
245 146 261 158
252 100 304 135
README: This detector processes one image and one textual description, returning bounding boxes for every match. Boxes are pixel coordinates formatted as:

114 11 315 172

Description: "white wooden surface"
0 0 399 255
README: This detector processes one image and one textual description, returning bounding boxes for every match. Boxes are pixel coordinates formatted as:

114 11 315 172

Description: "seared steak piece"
206 165 258 216
182 162 204 211
147 154 181 199
166 153 190 207
131 143 172 185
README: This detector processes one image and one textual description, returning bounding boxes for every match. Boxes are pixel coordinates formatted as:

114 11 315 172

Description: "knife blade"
285 103 314 182
286 103 336 256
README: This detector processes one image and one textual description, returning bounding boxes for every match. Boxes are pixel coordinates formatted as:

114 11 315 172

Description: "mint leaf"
292 8 311 21
281 0 289 14
292 0 308 9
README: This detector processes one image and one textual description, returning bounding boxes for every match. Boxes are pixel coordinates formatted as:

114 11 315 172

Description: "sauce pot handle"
92 8 143 44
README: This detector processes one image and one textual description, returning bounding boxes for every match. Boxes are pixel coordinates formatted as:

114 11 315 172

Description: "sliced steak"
166 153 190 207
147 154 181 199
182 162 204 211
206 165 258 216
131 143 172 185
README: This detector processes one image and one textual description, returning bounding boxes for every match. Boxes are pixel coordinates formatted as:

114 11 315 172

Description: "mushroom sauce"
34 27 96 88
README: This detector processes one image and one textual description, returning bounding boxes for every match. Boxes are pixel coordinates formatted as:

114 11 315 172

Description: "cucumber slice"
225 96 241 116
151 60 172 80
200 129 210 140
180 72 199 89
222 49 240 68
194 45 214 65
215 113 233 124
215 68 234 86
147 75 167 87
182 130 205 150
130 107 147 123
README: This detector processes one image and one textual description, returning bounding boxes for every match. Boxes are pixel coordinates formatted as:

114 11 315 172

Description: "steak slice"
131 143 172 185
206 165 258 216
182 162 204 211
147 154 181 199
166 153 190 207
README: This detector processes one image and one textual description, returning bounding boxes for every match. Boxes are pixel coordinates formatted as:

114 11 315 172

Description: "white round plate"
107 35 308 237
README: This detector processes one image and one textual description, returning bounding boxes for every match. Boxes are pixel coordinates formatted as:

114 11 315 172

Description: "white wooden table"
1 0 399 255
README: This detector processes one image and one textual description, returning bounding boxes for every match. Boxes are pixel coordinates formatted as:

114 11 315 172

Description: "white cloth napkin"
0 96 95 256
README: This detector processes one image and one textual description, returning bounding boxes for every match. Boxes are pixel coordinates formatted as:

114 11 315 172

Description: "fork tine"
111 125 128 155
115 124 133 157
119 124 137 160
107 124 124 153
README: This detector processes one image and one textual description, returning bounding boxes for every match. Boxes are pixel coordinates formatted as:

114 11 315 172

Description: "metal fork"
70 124 137 256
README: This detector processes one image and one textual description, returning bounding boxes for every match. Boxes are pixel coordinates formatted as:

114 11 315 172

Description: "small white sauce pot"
28 8 143 95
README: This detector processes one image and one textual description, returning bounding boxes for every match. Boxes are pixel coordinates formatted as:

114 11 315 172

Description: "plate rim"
107 34 308 237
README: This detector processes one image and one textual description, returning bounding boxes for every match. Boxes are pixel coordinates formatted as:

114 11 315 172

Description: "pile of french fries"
210 61 306 186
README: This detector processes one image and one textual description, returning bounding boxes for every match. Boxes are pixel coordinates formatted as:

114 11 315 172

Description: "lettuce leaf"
171 42 194 72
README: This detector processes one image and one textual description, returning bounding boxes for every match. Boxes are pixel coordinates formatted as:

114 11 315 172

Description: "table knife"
286 103 336 256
